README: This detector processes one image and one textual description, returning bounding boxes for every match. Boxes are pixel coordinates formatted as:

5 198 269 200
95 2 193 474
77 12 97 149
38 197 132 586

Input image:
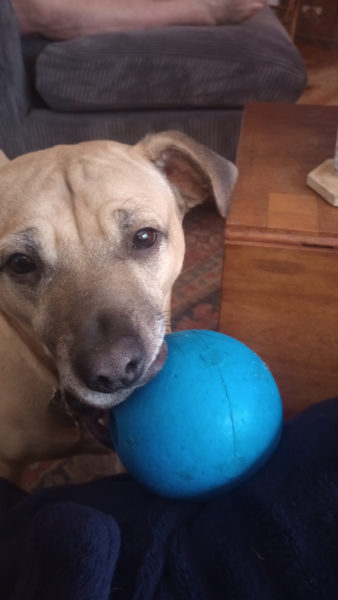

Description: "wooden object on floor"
307 158 338 207
219 102 338 418
296 0 338 46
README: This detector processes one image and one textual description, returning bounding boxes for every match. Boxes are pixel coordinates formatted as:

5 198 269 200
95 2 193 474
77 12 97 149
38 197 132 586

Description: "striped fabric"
0 0 30 157
36 14 306 113
0 2 306 160
24 107 242 161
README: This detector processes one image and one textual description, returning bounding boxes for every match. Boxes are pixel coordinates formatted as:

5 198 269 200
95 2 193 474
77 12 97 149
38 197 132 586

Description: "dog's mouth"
52 339 168 449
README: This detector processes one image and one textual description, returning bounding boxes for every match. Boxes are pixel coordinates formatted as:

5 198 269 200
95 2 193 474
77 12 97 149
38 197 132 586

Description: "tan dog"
0 131 237 484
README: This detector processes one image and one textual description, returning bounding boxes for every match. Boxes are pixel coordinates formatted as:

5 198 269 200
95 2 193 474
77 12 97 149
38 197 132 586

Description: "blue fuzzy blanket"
1 397 338 599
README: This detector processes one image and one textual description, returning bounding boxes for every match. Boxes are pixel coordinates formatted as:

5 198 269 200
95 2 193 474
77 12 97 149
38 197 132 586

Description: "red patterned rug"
22 204 225 490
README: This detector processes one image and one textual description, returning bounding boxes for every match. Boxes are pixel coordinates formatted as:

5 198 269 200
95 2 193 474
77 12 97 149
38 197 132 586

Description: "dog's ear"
0 150 9 168
135 130 238 218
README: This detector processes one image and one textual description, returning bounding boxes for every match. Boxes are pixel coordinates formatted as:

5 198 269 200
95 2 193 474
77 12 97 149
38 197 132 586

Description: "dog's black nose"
75 335 145 393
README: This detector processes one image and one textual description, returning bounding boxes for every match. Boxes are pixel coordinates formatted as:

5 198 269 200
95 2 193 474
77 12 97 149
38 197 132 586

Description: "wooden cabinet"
297 0 338 45
274 0 338 44
219 103 338 418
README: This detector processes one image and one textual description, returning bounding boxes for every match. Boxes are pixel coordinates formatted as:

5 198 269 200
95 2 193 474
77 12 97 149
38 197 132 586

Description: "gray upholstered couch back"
0 0 307 159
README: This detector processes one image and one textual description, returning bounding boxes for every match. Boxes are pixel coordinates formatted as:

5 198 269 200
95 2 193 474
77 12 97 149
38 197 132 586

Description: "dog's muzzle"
57 339 168 448
74 334 147 394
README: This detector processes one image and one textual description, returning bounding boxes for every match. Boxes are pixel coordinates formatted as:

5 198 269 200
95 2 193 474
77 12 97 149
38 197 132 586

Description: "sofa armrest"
0 0 30 118
0 0 31 155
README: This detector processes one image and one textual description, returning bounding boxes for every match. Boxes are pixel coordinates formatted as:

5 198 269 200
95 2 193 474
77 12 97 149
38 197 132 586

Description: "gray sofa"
1 0 307 160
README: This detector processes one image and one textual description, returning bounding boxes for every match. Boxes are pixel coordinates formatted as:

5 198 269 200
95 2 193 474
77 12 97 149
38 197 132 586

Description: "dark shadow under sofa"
1 1 306 161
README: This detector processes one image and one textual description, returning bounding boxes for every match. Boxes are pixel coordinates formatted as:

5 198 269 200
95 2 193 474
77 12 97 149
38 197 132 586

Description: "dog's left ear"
135 130 238 218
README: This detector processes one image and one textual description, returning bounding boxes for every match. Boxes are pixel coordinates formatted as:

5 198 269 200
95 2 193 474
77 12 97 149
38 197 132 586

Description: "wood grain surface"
220 103 338 417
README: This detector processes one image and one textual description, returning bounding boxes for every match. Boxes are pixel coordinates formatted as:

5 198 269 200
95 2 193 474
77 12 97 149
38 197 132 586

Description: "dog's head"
0 132 237 445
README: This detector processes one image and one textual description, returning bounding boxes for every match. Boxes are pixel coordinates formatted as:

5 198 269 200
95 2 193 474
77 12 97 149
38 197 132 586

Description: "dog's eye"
133 228 158 250
6 253 37 275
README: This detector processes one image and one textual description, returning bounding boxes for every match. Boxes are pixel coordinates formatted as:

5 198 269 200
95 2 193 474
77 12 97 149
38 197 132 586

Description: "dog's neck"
1 311 58 379
0 311 59 478
0 310 58 392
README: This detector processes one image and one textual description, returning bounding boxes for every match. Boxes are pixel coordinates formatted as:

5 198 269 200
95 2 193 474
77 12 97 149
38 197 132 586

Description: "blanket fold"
1 396 338 599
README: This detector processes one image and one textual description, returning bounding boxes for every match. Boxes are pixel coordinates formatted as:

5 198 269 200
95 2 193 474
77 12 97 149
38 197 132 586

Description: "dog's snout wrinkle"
75 334 145 394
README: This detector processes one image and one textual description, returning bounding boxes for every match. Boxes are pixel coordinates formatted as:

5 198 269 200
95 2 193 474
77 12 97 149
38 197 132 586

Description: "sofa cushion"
35 8 306 112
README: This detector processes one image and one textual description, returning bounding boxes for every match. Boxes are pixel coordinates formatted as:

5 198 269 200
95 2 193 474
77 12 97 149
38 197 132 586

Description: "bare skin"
12 0 268 40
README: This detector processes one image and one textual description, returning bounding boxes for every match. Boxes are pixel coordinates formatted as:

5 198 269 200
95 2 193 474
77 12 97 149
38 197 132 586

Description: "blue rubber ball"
110 330 283 500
